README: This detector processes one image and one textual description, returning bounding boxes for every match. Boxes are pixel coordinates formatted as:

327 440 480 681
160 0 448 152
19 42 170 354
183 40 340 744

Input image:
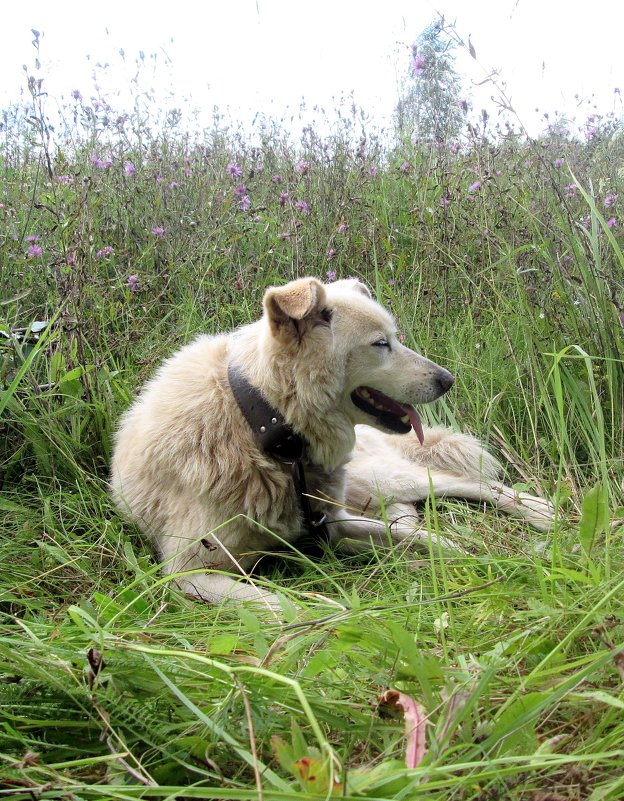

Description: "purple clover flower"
565 184 577 198
604 194 617 208
607 217 617 229
468 181 482 192
151 226 165 237
126 274 140 292
400 161 411 173
272 174 282 183
96 246 114 259
327 248 337 260
337 223 347 234
295 200 310 214
239 195 251 211
295 160 309 175
56 175 73 185
554 158 565 167
25 235 39 243
412 54 426 76
228 163 242 177
124 162 136 176
27 244 42 258
234 183 247 197
279 192 290 206
91 155 105 169
326 269 337 282
369 166 378 177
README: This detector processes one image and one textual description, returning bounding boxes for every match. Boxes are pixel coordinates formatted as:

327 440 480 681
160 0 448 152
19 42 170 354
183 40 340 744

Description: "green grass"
0 81 623 799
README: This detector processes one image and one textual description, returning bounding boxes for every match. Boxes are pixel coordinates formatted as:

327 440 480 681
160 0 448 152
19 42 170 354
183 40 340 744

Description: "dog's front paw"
514 492 557 532
398 527 465 554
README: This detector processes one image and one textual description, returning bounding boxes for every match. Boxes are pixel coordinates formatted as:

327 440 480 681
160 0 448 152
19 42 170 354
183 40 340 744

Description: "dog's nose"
436 368 455 395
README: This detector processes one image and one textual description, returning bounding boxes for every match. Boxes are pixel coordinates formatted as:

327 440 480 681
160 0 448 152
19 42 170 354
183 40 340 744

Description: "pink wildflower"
27 244 42 258
468 181 481 192
151 226 165 237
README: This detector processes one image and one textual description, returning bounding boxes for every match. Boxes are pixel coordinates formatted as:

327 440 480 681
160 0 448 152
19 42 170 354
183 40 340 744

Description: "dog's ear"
332 278 372 299
264 277 328 339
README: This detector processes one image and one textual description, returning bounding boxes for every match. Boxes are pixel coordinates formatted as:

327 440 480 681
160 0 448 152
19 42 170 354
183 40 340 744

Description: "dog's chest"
251 461 345 541
301 462 346 516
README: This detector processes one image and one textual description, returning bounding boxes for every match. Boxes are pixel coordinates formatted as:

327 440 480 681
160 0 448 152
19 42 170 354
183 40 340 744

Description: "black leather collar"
227 361 328 539
228 362 307 463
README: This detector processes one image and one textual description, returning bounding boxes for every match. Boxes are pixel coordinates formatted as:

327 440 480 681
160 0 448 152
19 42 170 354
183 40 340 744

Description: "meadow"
1 77 624 800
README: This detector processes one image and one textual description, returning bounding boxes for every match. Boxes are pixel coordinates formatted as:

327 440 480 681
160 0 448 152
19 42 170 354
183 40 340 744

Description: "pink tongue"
401 403 424 445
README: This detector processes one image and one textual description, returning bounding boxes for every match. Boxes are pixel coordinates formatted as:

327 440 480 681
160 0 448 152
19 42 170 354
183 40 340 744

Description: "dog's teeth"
360 389 371 399
401 415 409 424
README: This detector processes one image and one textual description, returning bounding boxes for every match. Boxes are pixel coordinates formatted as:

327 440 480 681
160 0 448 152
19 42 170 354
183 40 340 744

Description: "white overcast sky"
0 0 622 136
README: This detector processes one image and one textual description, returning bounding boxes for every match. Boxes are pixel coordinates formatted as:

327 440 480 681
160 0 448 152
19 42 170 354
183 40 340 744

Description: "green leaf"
487 692 550 755
578 482 609 557
569 691 624 710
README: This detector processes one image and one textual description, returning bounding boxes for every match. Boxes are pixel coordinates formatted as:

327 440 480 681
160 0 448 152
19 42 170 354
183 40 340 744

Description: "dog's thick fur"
111 277 553 609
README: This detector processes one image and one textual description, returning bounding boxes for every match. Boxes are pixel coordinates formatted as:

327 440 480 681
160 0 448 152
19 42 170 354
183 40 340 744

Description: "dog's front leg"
174 572 284 613
326 506 454 554
156 535 284 613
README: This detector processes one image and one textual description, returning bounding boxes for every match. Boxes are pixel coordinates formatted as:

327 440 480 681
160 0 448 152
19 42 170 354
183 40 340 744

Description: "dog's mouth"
351 386 424 444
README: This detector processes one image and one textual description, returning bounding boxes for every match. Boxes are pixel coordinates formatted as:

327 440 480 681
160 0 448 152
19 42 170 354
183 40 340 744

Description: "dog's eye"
372 338 390 348
320 308 333 325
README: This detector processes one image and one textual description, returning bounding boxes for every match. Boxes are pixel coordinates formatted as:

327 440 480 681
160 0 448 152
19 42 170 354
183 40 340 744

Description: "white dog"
111 277 553 609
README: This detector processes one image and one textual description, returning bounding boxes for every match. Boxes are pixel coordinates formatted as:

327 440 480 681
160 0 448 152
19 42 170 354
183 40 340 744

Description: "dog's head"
262 277 454 442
